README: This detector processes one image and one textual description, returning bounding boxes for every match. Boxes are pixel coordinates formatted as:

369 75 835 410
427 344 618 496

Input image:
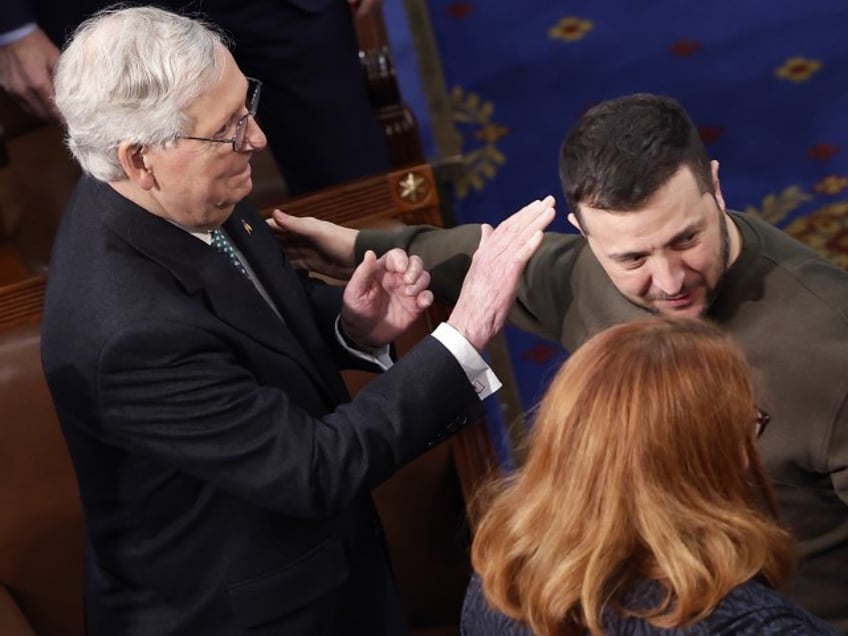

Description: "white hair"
53 5 229 181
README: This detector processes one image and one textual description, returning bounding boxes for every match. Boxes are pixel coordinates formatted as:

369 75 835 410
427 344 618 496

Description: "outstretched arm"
269 209 359 280
269 195 557 287
337 196 556 353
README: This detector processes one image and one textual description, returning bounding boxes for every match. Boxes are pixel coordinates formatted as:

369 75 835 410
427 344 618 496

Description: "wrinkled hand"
268 210 357 280
341 248 433 348
347 0 382 18
448 196 556 351
0 29 61 120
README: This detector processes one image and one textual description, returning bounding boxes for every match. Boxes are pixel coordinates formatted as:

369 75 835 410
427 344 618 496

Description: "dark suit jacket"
41 176 481 635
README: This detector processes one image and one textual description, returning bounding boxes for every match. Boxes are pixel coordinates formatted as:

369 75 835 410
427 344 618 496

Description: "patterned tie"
210 229 249 278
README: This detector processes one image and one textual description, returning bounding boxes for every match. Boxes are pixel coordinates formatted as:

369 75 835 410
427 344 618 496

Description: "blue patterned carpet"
385 1 848 463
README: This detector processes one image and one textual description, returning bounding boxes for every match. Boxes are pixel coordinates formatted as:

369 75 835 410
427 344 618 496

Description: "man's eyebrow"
607 221 705 261
608 247 648 262
666 220 704 245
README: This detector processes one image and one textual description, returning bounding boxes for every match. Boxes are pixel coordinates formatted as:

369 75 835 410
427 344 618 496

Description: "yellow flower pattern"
775 56 822 82
450 86 507 199
785 202 848 269
438 14 842 270
814 176 848 196
548 17 593 42
744 183 848 269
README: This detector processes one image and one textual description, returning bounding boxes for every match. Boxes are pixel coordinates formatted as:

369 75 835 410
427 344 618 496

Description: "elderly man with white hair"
40 6 555 635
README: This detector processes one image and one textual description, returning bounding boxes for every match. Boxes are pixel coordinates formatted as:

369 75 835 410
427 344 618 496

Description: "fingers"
267 209 300 238
405 268 430 296
21 84 54 120
0 29 60 121
382 249 426 282
380 250 430 297
416 290 434 310
499 196 556 236
447 196 556 350
471 197 555 269
265 216 281 232
29 77 57 119
381 248 410 274
270 208 289 224
270 209 302 232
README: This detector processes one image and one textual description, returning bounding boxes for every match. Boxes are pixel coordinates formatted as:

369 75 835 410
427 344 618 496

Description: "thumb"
346 250 378 298
271 209 296 229
477 223 494 247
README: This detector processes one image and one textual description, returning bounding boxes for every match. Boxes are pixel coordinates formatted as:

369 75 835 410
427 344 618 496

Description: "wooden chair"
0 275 85 636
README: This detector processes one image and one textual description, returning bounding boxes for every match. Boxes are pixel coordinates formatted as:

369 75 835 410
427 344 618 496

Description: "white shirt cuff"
431 322 501 400
0 23 38 46
334 316 393 371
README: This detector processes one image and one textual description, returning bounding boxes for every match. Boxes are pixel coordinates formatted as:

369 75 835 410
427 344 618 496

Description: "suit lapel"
223 205 351 403
96 182 344 404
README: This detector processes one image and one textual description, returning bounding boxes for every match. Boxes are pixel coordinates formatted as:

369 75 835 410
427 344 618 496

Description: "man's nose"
649 256 686 295
243 116 267 151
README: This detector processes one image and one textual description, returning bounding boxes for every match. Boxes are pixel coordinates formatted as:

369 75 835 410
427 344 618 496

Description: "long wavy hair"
471 316 794 635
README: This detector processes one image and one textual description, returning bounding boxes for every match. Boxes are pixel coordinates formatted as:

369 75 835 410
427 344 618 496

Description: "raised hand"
268 210 357 280
448 196 556 351
341 248 433 348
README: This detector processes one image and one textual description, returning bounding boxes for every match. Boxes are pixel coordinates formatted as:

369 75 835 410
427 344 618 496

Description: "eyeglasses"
755 408 771 438
177 77 262 152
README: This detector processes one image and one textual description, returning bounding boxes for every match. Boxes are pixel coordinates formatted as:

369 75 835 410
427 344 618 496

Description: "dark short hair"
559 94 713 226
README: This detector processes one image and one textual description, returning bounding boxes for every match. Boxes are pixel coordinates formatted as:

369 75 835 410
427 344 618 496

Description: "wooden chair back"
0 276 85 636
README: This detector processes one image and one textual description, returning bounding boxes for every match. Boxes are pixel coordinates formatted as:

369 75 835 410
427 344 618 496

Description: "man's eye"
674 233 698 249
619 256 645 270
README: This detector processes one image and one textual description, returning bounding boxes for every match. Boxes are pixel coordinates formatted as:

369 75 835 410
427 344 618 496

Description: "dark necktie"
211 229 249 278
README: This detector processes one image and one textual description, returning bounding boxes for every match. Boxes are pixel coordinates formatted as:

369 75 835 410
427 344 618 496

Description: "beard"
702 202 731 314
643 203 731 317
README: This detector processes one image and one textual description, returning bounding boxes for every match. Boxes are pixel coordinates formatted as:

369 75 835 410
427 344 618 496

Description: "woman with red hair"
463 316 838 635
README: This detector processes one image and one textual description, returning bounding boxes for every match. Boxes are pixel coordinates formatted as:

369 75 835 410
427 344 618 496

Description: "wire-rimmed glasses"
178 77 262 152
755 408 771 438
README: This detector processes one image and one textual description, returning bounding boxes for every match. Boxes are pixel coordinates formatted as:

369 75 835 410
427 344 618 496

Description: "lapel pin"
242 219 253 234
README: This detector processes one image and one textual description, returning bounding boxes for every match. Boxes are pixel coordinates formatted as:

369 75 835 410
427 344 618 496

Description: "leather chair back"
0 277 85 636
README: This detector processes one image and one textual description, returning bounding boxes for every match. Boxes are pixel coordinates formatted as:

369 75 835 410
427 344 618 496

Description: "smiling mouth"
651 288 690 301
660 294 692 306
648 287 701 309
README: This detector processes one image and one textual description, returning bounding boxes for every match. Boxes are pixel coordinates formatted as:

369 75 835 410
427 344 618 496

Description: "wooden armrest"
0 275 46 330
263 164 442 229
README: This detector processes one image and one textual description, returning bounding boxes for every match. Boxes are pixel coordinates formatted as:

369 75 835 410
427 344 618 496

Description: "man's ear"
711 159 726 211
567 212 585 236
117 142 156 190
